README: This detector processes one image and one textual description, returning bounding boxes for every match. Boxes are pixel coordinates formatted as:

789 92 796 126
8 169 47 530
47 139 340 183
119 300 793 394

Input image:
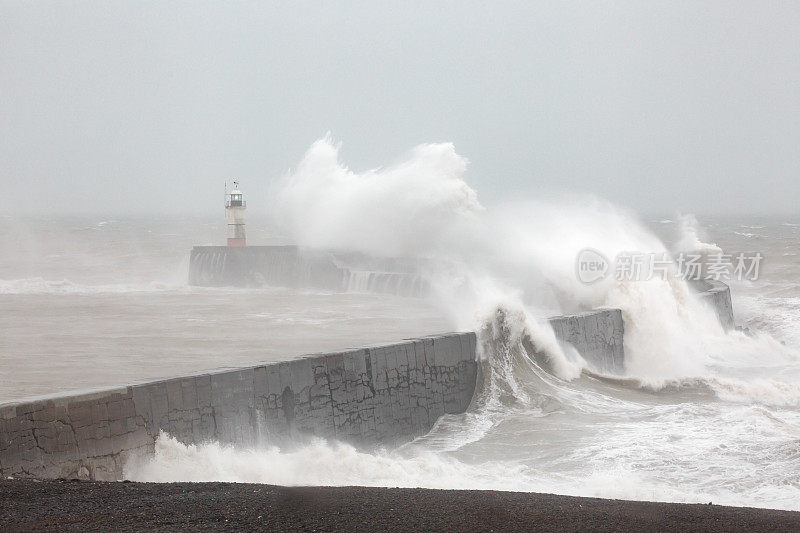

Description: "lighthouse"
225 181 246 247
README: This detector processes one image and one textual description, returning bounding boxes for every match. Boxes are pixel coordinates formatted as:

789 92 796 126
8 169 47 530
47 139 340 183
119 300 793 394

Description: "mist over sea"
1 211 798 509
2 140 800 509
4 1 800 523
0 214 449 398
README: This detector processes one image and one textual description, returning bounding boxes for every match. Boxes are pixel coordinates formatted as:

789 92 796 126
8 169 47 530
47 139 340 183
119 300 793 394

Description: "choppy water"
2 210 800 510
0 215 448 398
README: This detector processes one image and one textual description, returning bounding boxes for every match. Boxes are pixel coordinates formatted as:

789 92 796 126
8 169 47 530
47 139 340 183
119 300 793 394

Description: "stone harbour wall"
0 288 737 482
548 308 625 374
0 333 477 481
0 310 631 482
188 246 428 296
5 288 739 482
188 245 344 288
692 279 736 330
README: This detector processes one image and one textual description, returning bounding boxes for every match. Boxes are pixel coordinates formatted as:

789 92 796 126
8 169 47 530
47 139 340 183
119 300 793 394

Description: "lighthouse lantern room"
225 181 246 247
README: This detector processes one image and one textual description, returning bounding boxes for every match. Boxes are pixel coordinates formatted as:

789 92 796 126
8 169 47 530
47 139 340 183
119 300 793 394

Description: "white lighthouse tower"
225 181 246 247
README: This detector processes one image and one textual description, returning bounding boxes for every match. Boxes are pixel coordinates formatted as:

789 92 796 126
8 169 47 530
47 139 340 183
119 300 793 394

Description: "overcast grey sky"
1 1 798 216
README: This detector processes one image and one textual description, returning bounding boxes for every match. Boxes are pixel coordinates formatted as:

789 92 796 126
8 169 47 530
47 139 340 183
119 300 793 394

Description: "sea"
2 141 799 510
2 212 798 510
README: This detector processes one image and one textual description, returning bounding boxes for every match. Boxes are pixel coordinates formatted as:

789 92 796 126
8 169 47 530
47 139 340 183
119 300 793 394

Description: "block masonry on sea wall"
548 308 625 374
189 246 344 289
692 279 735 330
0 280 735 482
541 281 733 375
0 333 477 481
188 246 428 296
0 311 629 482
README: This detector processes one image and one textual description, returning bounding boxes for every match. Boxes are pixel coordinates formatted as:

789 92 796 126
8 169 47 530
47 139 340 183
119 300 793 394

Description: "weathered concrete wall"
691 280 735 330
189 246 428 296
189 246 344 288
0 308 630 483
0 333 477 481
548 308 625 374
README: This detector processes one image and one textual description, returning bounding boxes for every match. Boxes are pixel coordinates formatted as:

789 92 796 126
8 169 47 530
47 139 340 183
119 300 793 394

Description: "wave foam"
126 430 800 511
0 277 188 295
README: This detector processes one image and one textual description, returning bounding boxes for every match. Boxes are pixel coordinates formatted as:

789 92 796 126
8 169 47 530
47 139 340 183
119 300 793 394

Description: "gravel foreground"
1 479 799 532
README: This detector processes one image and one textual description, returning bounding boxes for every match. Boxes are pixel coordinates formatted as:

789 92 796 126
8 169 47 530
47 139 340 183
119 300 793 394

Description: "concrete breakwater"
189 247 737 333
0 333 478 481
0 309 625 482
0 281 734 481
691 279 735 330
189 246 428 296
548 308 625 373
